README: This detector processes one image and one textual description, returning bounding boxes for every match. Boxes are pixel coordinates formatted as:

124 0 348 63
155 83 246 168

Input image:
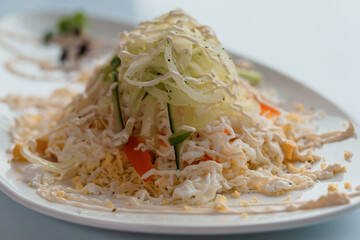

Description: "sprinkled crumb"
328 183 338 192
16 177 20 182
241 213 248 218
75 182 83 190
111 208 116 212
344 151 353 161
105 201 114 209
320 111 326 117
55 191 66 198
215 195 227 203
28 182 32 187
161 216 166 222
305 162 311 169
161 199 168 205
213 202 228 211
250 197 258 204
285 113 300 122
72 176 80 184
342 122 347 127
183 205 190 211
322 156 325 161
7 160 10 164
320 162 327 169
231 190 241 198
344 182 352 189
294 103 305 113
282 195 292 202
336 165 347 173
81 189 89 195
239 200 249 207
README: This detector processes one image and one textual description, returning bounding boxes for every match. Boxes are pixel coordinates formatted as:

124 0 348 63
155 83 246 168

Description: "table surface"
1 0 360 239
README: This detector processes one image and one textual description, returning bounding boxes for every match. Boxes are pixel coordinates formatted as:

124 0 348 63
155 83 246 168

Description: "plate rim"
2 178 360 235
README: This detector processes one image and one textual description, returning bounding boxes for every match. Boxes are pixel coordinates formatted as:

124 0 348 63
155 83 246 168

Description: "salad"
8 9 356 213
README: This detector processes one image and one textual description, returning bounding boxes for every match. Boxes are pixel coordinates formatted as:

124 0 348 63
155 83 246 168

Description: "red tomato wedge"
123 136 153 181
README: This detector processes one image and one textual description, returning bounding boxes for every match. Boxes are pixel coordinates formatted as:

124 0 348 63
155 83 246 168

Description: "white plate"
0 11 359 235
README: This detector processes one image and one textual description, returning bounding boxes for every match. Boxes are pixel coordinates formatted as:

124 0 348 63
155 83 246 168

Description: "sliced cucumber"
112 70 124 132
141 91 149 101
174 145 180 171
102 55 121 82
238 69 262 86
167 104 194 170
167 103 179 169
110 55 121 69
167 103 179 133
141 95 157 139
130 87 147 118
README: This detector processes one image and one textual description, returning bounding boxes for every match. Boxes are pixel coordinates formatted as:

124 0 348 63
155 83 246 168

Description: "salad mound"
12 9 355 207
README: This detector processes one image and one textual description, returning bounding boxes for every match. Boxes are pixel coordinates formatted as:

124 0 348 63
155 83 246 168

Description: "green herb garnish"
57 12 87 35
43 32 53 44
168 130 193 146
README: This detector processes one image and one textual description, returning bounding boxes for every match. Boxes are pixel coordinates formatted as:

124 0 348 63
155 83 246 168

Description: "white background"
1 0 359 239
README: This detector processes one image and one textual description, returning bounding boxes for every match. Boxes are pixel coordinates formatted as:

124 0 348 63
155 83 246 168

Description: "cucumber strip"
110 55 121 69
167 103 177 133
174 145 180 171
167 103 181 170
130 88 147 118
102 55 121 82
168 129 193 146
238 69 262 86
102 56 127 132
141 95 157 138
141 91 149 101
112 70 124 132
